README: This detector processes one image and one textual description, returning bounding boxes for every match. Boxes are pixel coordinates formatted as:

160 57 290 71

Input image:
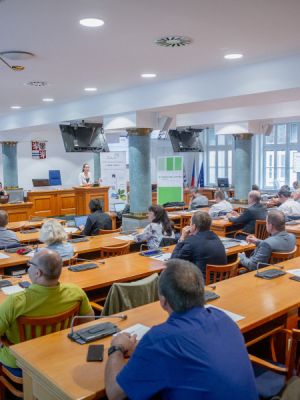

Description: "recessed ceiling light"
84 87 98 92
141 73 157 78
79 18 104 27
224 53 243 60
11 105 21 109
42 98 54 102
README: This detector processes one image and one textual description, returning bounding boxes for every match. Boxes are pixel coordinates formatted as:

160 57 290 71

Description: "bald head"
248 190 261 204
31 249 62 280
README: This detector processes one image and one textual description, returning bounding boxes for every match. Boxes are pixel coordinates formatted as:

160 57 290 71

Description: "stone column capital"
126 128 152 136
232 133 253 140
1 141 18 146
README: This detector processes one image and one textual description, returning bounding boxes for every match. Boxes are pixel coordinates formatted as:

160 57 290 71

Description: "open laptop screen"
74 216 88 228
114 203 126 213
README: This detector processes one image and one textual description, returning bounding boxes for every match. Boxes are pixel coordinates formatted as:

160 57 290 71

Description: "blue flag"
197 162 204 187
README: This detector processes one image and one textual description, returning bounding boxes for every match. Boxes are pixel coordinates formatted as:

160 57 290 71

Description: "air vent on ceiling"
155 36 192 48
26 81 48 87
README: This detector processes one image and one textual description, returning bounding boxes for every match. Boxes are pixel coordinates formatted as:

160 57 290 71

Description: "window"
204 129 233 186
262 123 299 189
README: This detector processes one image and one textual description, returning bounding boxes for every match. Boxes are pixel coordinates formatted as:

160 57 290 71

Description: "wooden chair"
173 215 191 233
234 219 269 240
250 328 300 398
205 257 240 285
99 228 121 234
0 303 81 398
62 252 78 266
99 242 130 258
270 246 297 264
254 220 269 240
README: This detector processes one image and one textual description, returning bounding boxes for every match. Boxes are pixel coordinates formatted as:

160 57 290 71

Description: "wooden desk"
27 187 110 217
7 218 65 232
11 261 300 400
74 187 110 215
0 202 33 222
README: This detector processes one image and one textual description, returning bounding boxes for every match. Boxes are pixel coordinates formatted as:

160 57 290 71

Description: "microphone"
256 261 284 276
68 314 127 342
71 257 105 265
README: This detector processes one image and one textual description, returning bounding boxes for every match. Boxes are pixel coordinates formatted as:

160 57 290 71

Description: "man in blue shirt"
105 259 258 400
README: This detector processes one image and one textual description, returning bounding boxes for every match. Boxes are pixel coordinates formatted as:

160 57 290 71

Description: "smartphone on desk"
87 344 104 362
289 275 300 282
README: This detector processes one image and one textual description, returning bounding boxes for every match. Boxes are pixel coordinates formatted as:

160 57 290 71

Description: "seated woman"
0 182 7 196
81 199 112 236
39 219 74 261
134 205 175 249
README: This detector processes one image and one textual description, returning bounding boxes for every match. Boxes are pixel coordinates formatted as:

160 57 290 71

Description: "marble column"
93 152 101 182
1 141 18 188
127 128 152 215
233 134 253 200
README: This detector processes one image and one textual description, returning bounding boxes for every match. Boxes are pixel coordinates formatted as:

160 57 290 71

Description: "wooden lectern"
74 186 110 215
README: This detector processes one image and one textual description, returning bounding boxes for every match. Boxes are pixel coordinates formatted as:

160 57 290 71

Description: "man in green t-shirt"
0 249 94 369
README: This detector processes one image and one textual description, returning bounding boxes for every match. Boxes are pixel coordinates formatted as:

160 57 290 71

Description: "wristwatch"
108 345 126 357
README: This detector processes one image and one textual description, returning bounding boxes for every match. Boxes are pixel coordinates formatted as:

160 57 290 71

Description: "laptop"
114 203 126 213
74 215 88 228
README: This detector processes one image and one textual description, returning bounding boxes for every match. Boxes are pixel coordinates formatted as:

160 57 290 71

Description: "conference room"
1 0 300 399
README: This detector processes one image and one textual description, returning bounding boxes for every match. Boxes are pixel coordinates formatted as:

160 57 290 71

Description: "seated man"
293 188 300 203
228 190 267 237
239 210 296 270
278 187 300 215
0 210 20 249
189 189 208 209
171 211 226 278
0 249 94 370
209 190 233 217
105 259 258 400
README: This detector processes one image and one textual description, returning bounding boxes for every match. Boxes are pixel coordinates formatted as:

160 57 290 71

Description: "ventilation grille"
26 81 48 87
155 36 192 48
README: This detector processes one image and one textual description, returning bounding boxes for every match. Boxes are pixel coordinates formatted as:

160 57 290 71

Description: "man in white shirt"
278 187 300 216
209 190 233 217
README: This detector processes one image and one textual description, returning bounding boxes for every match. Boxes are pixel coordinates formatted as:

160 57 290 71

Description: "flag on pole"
197 162 204 187
190 159 196 188
183 164 189 187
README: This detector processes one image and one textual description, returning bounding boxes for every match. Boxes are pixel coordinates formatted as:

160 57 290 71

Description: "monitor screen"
168 129 204 152
6 189 24 203
217 178 229 188
74 215 88 228
114 203 126 213
60 122 109 152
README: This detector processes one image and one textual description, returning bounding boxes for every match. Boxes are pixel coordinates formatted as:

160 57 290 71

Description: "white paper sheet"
115 324 150 340
64 227 79 234
206 305 245 323
115 235 135 241
287 268 300 277
149 252 172 262
2 285 24 295
0 253 9 259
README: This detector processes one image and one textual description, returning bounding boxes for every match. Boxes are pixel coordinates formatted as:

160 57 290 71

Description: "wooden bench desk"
11 260 300 400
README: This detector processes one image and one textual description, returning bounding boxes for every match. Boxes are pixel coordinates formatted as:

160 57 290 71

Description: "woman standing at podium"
79 163 92 186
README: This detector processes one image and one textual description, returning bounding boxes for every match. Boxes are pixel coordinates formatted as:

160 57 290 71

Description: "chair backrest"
48 170 62 186
62 253 78 266
206 257 240 285
99 242 130 258
287 329 300 379
17 302 80 342
99 228 121 235
0 195 9 204
270 246 298 264
255 220 269 240
101 273 159 316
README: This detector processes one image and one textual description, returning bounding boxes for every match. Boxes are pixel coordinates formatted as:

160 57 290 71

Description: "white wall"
0 127 202 190
0 126 94 190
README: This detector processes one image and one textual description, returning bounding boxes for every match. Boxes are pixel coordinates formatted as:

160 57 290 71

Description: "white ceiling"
1 0 300 117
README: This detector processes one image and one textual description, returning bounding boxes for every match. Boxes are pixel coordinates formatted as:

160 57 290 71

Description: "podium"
74 186 110 215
